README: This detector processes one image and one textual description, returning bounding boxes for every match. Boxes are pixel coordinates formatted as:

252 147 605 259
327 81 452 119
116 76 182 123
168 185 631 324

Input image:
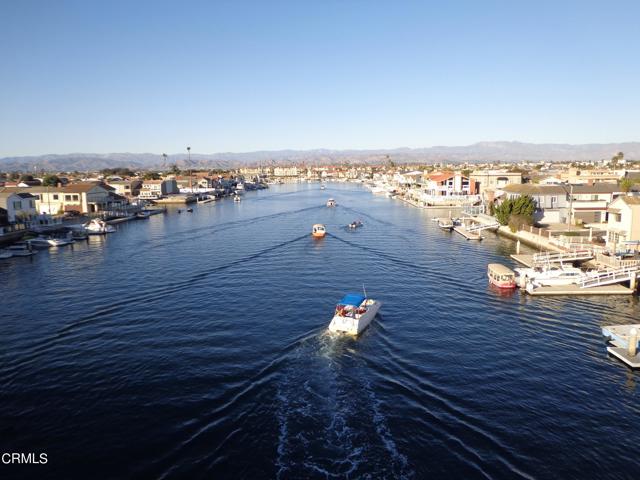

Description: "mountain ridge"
1 142 639 171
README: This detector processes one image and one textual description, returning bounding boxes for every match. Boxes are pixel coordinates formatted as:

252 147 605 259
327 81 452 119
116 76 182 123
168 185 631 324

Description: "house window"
53 194 59 200
13 201 22 209
29 200 35 208
73 195 79 201
550 196 557 208
65 195 72 201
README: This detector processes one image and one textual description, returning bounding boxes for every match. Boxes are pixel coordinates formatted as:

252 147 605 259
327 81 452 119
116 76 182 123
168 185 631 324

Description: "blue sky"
1 0 639 156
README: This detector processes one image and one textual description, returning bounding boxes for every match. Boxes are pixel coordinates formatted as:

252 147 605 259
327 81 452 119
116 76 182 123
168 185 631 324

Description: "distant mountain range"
1 142 639 172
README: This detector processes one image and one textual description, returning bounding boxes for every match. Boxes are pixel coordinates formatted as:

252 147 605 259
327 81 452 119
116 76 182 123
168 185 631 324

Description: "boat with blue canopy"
328 292 381 335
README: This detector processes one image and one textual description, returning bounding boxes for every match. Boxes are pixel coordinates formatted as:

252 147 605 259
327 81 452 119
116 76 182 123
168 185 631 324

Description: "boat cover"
339 293 366 306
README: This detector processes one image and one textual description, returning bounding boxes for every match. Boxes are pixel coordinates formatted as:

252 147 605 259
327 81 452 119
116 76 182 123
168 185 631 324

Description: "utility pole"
187 146 192 191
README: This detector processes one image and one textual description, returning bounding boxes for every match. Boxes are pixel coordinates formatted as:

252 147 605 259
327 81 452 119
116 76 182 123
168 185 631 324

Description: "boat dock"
602 324 640 368
510 254 535 267
453 226 482 240
526 284 634 296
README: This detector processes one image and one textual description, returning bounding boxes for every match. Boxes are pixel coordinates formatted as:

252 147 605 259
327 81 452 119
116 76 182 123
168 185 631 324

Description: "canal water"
1 183 639 479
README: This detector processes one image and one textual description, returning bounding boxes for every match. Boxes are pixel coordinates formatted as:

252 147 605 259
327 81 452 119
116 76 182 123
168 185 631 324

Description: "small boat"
320 185 326 190
234 195 242 202
348 220 363 229
186 208 194 213
136 211 151 219
0 249 13 259
328 293 382 335
85 219 116 235
487 263 517 289
326 198 337 207
27 236 75 248
312 224 327 238
6 244 36 256
515 264 588 287
437 218 454 231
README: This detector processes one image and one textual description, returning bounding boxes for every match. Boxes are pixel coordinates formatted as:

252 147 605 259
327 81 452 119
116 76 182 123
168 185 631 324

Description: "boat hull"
328 300 381 335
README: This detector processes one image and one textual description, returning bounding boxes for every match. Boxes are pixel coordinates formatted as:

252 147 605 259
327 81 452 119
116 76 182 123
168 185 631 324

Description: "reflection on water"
1 183 639 479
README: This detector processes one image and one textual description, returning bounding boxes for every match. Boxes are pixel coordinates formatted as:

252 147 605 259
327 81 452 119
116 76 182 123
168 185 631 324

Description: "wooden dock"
453 226 482 241
602 324 640 349
607 347 640 368
510 254 535 267
526 284 634 296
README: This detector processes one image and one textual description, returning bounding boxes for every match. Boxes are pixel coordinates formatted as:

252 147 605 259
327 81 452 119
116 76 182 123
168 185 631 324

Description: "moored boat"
515 264 588 287
136 211 151 219
312 224 327 238
27 236 75 248
0 249 13 259
6 243 37 256
487 263 517 289
328 293 382 335
85 219 116 234
233 194 242 202
438 218 454 231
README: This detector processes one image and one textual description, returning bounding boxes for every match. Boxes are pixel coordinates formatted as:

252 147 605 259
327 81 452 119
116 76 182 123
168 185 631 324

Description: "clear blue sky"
1 0 639 156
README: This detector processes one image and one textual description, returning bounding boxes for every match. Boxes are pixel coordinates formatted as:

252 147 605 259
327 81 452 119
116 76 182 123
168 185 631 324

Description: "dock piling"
516 240 521 254
629 329 638 357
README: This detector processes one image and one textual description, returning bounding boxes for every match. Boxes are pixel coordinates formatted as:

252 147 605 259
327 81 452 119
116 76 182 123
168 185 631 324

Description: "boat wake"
275 332 414 479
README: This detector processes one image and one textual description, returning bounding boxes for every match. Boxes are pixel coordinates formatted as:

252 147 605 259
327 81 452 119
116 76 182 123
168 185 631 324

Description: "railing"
580 266 639 288
595 252 640 269
466 221 500 232
533 249 593 265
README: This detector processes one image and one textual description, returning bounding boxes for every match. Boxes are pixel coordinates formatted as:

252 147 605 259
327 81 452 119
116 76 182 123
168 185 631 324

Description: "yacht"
326 198 337 207
27 236 74 248
328 293 382 335
516 264 588 287
312 224 327 238
85 219 116 234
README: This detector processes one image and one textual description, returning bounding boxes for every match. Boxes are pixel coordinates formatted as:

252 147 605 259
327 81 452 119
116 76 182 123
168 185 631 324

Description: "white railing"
466 222 500 232
580 267 639 288
533 248 593 265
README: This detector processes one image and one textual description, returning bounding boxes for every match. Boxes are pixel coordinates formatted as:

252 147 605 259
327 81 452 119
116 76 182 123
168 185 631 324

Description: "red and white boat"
487 263 517 289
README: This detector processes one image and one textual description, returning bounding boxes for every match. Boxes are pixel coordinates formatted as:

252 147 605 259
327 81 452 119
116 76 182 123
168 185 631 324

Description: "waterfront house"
139 179 179 199
423 172 476 197
469 170 522 195
0 190 38 222
500 183 629 225
605 196 640 249
561 167 623 184
106 179 142 198
273 166 299 177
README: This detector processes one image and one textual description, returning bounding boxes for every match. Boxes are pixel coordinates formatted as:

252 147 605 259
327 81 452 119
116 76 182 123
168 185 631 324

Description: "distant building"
139 179 179 199
423 172 476 196
561 168 622 184
273 166 299 177
106 179 142 198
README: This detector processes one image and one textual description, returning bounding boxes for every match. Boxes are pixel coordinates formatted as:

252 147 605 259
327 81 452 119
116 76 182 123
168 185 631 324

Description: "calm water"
2 183 640 480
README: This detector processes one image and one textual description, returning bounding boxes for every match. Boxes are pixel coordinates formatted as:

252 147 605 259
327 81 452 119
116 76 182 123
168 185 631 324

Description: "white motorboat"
515 264 588 287
27 236 74 248
437 218 454 231
0 249 13 259
326 198 337 207
320 185 326 190
328 293 382 335
6 244 37 256
85 219 116 234
233 195 242 202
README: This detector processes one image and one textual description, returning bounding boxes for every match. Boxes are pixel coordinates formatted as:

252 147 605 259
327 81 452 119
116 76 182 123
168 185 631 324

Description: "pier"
525 284 634 296
602 325 640 368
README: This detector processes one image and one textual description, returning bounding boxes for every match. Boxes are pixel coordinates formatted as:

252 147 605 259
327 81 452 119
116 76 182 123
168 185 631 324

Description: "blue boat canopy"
339 293 366 306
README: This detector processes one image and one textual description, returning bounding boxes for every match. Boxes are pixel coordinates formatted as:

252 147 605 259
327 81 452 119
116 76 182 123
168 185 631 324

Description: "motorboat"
85 219 116 234
326 198 337 207
348 220 363 229
515 264 588 287
0 249 13 259
6 243 36 257
27 236 75 248
136 211 151 219
186 208 194 213
312 224 327 238
320 185 326 190
328 293 382 335
234 195 242 202
437 218 454 231
487 263 517 289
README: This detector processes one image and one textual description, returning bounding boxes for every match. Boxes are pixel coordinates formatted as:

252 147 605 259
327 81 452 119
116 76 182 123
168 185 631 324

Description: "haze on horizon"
1 0 639 157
